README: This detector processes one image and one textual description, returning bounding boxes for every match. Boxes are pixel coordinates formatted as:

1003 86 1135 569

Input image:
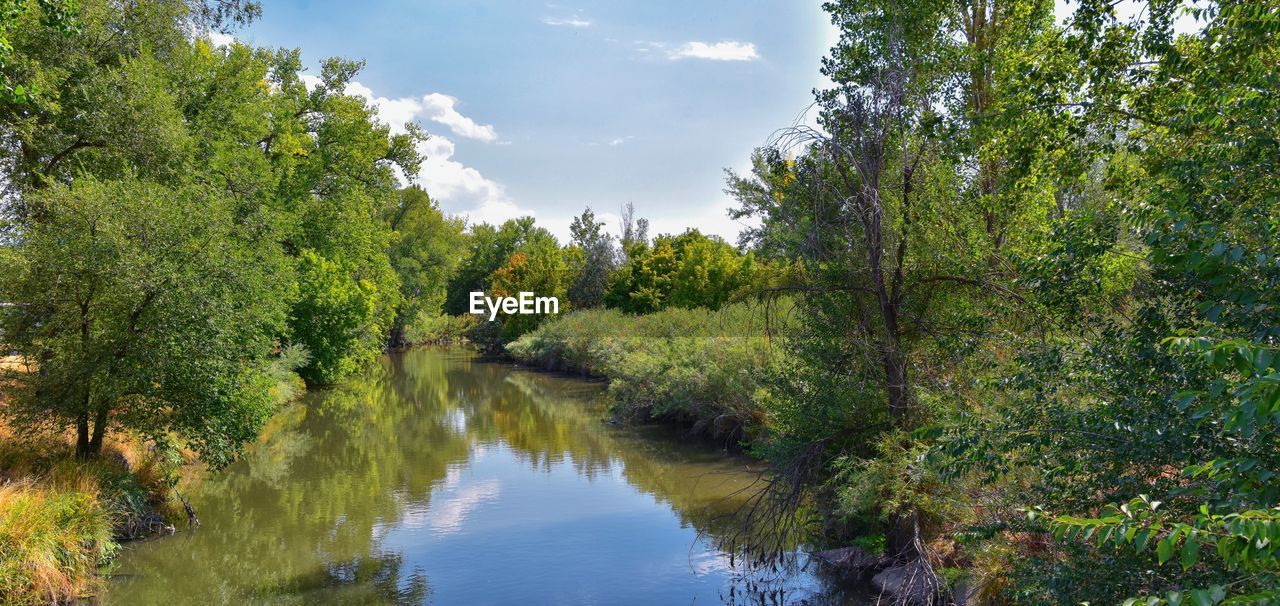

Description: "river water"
105 347 851 605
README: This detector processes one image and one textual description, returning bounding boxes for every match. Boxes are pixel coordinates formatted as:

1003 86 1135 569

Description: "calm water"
105 347 848 605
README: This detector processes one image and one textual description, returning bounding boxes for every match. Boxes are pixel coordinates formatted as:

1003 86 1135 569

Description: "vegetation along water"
1 0 1278 604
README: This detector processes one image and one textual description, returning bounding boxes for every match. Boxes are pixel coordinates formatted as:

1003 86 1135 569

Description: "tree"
566 207 616 309
0 178 292 464
617 201 648 259
606 229 758 313
443 217 553 315
0 0 427 470
382 186 467 347
944 1 1280 602
488 228 567 340
725 0 1060 578
0 0 78 104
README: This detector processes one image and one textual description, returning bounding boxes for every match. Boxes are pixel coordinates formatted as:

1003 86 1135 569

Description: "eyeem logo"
470 291 559 321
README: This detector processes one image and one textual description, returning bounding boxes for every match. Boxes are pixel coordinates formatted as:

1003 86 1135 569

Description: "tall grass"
507 301 790 443
0 346 309 604
0 479 116 605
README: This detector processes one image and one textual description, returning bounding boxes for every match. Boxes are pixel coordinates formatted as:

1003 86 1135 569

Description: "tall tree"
382 186 468 347
0 178 292 463
943 1 1280 602
566 207 616 310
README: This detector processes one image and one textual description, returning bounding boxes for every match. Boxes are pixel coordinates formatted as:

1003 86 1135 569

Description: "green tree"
489 231 569 340
443 216 553 315
606 229 756 313
565 207 616 309
725 0 1062 574
382 186 468 347
0 0 78 104
0 178 292 464
944 1 1280 602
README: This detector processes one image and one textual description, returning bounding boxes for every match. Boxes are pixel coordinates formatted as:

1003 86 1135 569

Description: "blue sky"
224 1 837 242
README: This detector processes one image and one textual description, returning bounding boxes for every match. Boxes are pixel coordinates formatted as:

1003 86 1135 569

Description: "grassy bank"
506 303 788 443
0 424 183 604
0 353 307 604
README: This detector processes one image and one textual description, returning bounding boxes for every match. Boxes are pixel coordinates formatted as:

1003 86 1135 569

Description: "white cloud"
415 136 512 212
343 81 424 135
420 94 499 142
307 76 529 230
541 16 591 27
669 40 760 62
207 31 234 47
294 78 499 144
590 136 632 147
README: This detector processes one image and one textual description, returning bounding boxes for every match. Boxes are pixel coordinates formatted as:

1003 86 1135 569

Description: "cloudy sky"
228 1 838 242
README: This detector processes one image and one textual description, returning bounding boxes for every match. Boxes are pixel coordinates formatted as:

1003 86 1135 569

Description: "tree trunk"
75 409 92 458
882 347 912 423
85 403 109 456
388 322 406 350
886 508 922 560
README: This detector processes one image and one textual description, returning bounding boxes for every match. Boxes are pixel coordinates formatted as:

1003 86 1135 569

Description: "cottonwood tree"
727 0 1057 583
0 179 292 464
382 186 468 348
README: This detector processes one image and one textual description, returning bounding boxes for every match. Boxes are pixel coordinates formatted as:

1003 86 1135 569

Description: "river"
104 347 852 605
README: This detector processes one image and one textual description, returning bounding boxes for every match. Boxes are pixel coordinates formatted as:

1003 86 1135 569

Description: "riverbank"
0 421 183 604
501 303 786 445
0 356 307 605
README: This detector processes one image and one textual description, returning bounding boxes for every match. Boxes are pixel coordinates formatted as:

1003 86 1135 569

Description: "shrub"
506 302 789 442
404 312 480 345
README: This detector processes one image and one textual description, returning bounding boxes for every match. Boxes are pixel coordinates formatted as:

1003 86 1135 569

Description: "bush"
290 249 392 385
403 312 480 345
506 302 789 442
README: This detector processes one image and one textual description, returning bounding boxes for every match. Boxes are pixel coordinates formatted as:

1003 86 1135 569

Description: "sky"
224 1 840 243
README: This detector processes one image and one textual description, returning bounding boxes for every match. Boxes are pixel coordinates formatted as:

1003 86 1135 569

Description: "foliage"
0 419 208 605
290 249 389 385
488 232 570 341
929 0 1280 603
0 0 78 104
565 207 617 309
507 303 787 441
444 217 554 315
606 229 763 313
403 312 479 345
0 479 115 605
382 186 468 347
0 0 423 466
0 178 292 463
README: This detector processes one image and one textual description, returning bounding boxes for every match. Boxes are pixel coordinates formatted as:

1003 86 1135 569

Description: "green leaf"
1157 536 1175 564
1135 528 1154 553
1181 534 1200 570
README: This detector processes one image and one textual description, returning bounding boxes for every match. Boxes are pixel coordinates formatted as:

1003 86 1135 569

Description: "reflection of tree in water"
110 353 471 604
406 352 840 605
248 551 429 606
476 363 767 540
109 348 850 605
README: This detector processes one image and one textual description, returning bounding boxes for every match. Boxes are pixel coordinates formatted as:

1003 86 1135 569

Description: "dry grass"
0 478 116 605
0 419 185 605
0 355 35 373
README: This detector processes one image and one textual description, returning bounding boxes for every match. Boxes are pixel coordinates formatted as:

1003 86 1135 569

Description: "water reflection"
105 347 849 605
